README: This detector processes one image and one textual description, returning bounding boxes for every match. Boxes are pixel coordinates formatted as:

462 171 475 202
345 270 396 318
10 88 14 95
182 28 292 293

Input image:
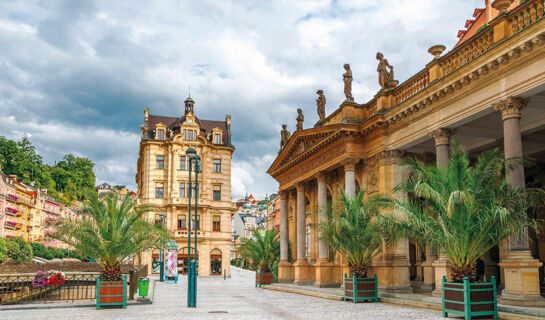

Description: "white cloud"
0 0 484 200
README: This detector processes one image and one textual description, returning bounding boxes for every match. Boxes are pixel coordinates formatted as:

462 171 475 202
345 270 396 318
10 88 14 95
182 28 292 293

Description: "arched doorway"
210 249 222 275
178 247 198 275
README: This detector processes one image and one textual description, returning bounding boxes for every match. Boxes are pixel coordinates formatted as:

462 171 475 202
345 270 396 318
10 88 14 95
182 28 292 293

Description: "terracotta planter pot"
96 275 127 309
255 272 274 287
344 273 378 303
442 276 498 319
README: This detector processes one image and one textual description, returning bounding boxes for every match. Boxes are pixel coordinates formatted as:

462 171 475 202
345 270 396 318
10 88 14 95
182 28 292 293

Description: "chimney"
226 115 232 145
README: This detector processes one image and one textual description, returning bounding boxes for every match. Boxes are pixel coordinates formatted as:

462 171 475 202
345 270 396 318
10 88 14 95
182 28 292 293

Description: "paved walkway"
3 267 446 319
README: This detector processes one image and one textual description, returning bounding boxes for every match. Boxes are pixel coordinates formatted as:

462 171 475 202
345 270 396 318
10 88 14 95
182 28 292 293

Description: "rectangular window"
157 129 165 140
177 214 186 230
183 129 187 140
192 215 200 230
155 184 164 198
156 155 164 169
214 133 221 144
213 159 221 173
193 130 198 141
213 185 221 201
187 130 193 141
213 215 220 232
179 183 185 198
180 156 186 170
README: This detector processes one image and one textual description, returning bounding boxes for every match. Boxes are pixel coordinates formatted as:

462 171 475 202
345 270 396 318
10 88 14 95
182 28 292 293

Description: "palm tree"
319 189 396 278
238 229 280 273
52 192 169 281
390 144 544 282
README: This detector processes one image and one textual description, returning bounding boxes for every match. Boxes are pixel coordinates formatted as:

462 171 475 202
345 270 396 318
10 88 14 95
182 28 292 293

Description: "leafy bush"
4 237 33 263
0 238 7 262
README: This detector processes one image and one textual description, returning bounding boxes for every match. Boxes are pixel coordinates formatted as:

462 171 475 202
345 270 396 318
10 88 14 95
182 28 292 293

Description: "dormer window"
183 129 198 141
214 134 221 144
211 128 223 144
157 129 165 140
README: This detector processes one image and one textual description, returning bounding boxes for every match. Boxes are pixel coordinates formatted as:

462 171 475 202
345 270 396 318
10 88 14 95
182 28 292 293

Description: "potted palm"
239 229 280 287
389 144 543 319
53 193 168 309
319 189 395 303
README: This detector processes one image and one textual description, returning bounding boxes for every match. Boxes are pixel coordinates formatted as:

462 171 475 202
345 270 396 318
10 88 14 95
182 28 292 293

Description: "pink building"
0 167 17 238
41 192 61 247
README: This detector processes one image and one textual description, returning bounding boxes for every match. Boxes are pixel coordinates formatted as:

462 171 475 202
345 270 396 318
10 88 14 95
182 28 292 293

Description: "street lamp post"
186 148 200 307
159 214 166 282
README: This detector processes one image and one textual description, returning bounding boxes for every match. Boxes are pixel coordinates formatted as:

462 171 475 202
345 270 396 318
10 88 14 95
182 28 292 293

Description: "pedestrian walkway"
3 267 449 319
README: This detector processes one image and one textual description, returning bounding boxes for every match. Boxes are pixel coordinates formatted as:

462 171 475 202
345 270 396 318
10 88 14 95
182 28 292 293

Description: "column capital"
379 149 405 165
430 128 455 147
279 190 289 200
296 182 305 192
493 97 529 121
314 171 327 182
341 157 358 172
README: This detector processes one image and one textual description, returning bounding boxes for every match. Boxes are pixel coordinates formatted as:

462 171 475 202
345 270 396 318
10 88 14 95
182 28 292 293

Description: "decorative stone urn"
491 0 514 12
428 45 446 59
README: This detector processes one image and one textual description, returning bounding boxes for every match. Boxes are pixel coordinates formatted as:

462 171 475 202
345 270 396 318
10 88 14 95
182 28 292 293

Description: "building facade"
12 178 35 241
136 97 236 276
268 0 545 307
267 193 280 231
41 192 62 248
0 169 17 238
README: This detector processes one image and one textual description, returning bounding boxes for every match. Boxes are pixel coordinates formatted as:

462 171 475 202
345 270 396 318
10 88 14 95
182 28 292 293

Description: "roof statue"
296 108 304 130
376 52 399 90
280 124 291 149
343 64 354 102
316 89 326 120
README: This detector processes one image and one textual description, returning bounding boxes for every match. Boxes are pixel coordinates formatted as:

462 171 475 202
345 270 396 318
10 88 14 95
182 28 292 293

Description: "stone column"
495 97 544 307
342 158 357 197
278 190 291 283
316 173 328 260
294 182 312 284
430 127 454 296
314 172 335 287
421 245 437 292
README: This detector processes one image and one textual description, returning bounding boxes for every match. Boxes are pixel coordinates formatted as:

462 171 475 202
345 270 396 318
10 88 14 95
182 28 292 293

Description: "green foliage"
238 229 280 272
0 136 96 203
387 143 544 281
319 189 396 278
51 192 169 280
2 237 34 264
0 238 7 262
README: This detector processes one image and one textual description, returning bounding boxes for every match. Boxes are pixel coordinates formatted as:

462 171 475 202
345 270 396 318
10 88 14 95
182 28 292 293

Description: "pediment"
269 127 342 174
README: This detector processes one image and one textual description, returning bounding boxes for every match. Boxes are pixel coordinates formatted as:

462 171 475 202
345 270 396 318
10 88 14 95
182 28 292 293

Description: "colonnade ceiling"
404 88 545 161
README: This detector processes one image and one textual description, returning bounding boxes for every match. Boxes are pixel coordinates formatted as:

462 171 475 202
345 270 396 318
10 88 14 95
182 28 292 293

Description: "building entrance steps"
264 283 545 320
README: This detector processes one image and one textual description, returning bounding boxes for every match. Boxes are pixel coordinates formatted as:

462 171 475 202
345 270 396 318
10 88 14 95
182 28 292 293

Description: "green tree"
238 229 280 272
388 144 544 282
319 189 395 278
52 192 169 280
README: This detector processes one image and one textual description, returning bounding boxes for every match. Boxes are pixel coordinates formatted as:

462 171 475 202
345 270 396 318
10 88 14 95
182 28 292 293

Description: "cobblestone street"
3 267 449 319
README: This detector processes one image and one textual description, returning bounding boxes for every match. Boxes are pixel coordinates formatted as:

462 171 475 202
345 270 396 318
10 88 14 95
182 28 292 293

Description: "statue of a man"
316 89 326 120
343 64 354 102
376 52 398 90
280 124 291 149
296 108 304 130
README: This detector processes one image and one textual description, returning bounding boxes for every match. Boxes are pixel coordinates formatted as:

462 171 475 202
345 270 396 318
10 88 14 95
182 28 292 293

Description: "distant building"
0 167 17 238
267 193 280 231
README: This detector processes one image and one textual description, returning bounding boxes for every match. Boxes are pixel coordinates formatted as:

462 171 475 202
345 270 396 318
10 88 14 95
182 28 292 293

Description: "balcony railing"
4 221 17 229
393 68 430 105
5 207 17 216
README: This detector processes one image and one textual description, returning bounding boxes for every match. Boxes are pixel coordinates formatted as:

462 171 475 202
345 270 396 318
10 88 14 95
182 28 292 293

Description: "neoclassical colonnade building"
267 0 545 307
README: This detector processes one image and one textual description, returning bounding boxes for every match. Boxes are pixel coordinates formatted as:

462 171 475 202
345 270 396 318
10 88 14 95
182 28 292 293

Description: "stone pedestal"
372 257 412 293
499 251 545 307
314 259 338 288
431 256 451 297
421 260 435 292
293 260 314 285
278 260 293 283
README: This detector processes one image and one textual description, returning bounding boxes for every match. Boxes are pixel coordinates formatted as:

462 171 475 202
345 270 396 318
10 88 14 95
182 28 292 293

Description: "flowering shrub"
32 270 66 289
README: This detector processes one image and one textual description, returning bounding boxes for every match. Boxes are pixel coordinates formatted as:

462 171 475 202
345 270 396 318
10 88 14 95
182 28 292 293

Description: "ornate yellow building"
136 96 236 276
268 0 545 307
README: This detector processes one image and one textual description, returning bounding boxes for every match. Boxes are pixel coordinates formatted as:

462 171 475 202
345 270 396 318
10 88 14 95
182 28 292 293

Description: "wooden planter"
96 275 127 309
442 276 498 320
255 271 275 287
344 273 378 303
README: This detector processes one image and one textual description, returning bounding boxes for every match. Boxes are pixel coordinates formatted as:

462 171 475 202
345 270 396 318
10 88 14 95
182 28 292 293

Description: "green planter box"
442 275 498 320
255 271 275 287
96 275 127 309
344 273 378 303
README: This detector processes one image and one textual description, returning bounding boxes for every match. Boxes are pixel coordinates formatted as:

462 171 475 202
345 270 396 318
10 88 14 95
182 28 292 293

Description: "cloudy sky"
0 0 482 200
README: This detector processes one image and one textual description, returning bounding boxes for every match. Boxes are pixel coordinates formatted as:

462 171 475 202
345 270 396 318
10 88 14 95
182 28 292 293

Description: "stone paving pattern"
3 267 448 319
